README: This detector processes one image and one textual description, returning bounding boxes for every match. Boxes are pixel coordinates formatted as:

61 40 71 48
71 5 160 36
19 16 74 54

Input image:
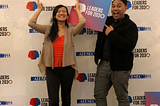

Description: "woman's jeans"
46 66 75 106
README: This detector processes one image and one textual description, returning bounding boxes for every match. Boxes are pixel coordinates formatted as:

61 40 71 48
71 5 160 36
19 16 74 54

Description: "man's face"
111 0 127 21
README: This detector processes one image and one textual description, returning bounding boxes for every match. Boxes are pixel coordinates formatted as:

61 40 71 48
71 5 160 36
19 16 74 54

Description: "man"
94 0 138 106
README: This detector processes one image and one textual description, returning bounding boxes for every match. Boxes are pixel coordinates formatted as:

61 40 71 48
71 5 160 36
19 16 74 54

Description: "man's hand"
104 24 114 36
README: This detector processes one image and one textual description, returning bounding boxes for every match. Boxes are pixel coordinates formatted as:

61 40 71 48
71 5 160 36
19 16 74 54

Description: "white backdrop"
0 0 160 106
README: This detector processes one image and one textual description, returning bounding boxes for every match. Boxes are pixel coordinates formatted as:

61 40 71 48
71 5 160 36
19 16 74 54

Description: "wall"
0 0 160 106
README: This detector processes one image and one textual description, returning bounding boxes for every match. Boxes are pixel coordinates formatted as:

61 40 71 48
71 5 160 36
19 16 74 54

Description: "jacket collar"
106 14 130 25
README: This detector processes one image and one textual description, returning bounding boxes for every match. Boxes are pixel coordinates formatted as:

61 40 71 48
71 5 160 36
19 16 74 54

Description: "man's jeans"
94 61 131 106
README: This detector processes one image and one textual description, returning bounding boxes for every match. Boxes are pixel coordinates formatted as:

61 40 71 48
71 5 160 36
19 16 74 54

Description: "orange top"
53 35 64 67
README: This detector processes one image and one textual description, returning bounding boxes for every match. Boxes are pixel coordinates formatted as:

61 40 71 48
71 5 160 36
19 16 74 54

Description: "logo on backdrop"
26 1 37 11
42 6 54 11
0 101 13 105
0 53 11 58
138 27 151 31
129 95 146 105
0 75 13 85
127 1 132 9
76 52 94 56
30 98 49 106
127 0 150 10
30 98 40 106
26 1 54 11
79 28 98 35
31 77 46 81
0 27 11 36
133 48 150 58
76 73 96 82
76 73 87 82
79 28 86 35
130 74 151 79
0 4 9 9
28 50 39 60
77 99 96 104
29 29 39 33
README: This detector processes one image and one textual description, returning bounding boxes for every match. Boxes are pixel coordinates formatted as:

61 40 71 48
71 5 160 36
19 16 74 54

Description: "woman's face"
55 7 68 22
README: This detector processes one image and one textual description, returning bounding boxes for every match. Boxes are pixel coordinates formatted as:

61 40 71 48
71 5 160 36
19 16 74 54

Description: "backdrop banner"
0 0 160 106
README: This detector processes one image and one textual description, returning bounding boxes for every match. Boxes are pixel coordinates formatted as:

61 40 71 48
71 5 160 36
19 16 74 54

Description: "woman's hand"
74 0 84 19
37 0 43 11
75 0 80 12
29 0 43 20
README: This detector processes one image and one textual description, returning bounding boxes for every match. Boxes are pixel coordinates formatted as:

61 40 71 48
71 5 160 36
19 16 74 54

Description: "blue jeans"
94 61 131 106
46 66 75 106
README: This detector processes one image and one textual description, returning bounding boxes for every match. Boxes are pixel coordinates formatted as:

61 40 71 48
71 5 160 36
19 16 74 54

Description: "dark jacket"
94 14 138 71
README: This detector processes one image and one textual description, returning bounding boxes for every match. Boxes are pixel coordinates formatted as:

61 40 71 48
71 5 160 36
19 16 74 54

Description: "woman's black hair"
47 5 69 42
112 0 128 6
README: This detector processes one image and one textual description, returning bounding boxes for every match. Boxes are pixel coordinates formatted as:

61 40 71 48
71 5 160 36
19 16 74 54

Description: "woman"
28 0 86 106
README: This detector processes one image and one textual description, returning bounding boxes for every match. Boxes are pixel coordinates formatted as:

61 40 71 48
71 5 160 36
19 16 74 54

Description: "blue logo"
0 53 11 58
128 96 132 103
130 74 151 79
0 5 9 9
76 52 94 56
31 77 46 81
127 1 132 9
81 28 86 35
138 27 151 31
79 28 86 35
77 99 96 104
0 101 13 105
29 29 39 33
